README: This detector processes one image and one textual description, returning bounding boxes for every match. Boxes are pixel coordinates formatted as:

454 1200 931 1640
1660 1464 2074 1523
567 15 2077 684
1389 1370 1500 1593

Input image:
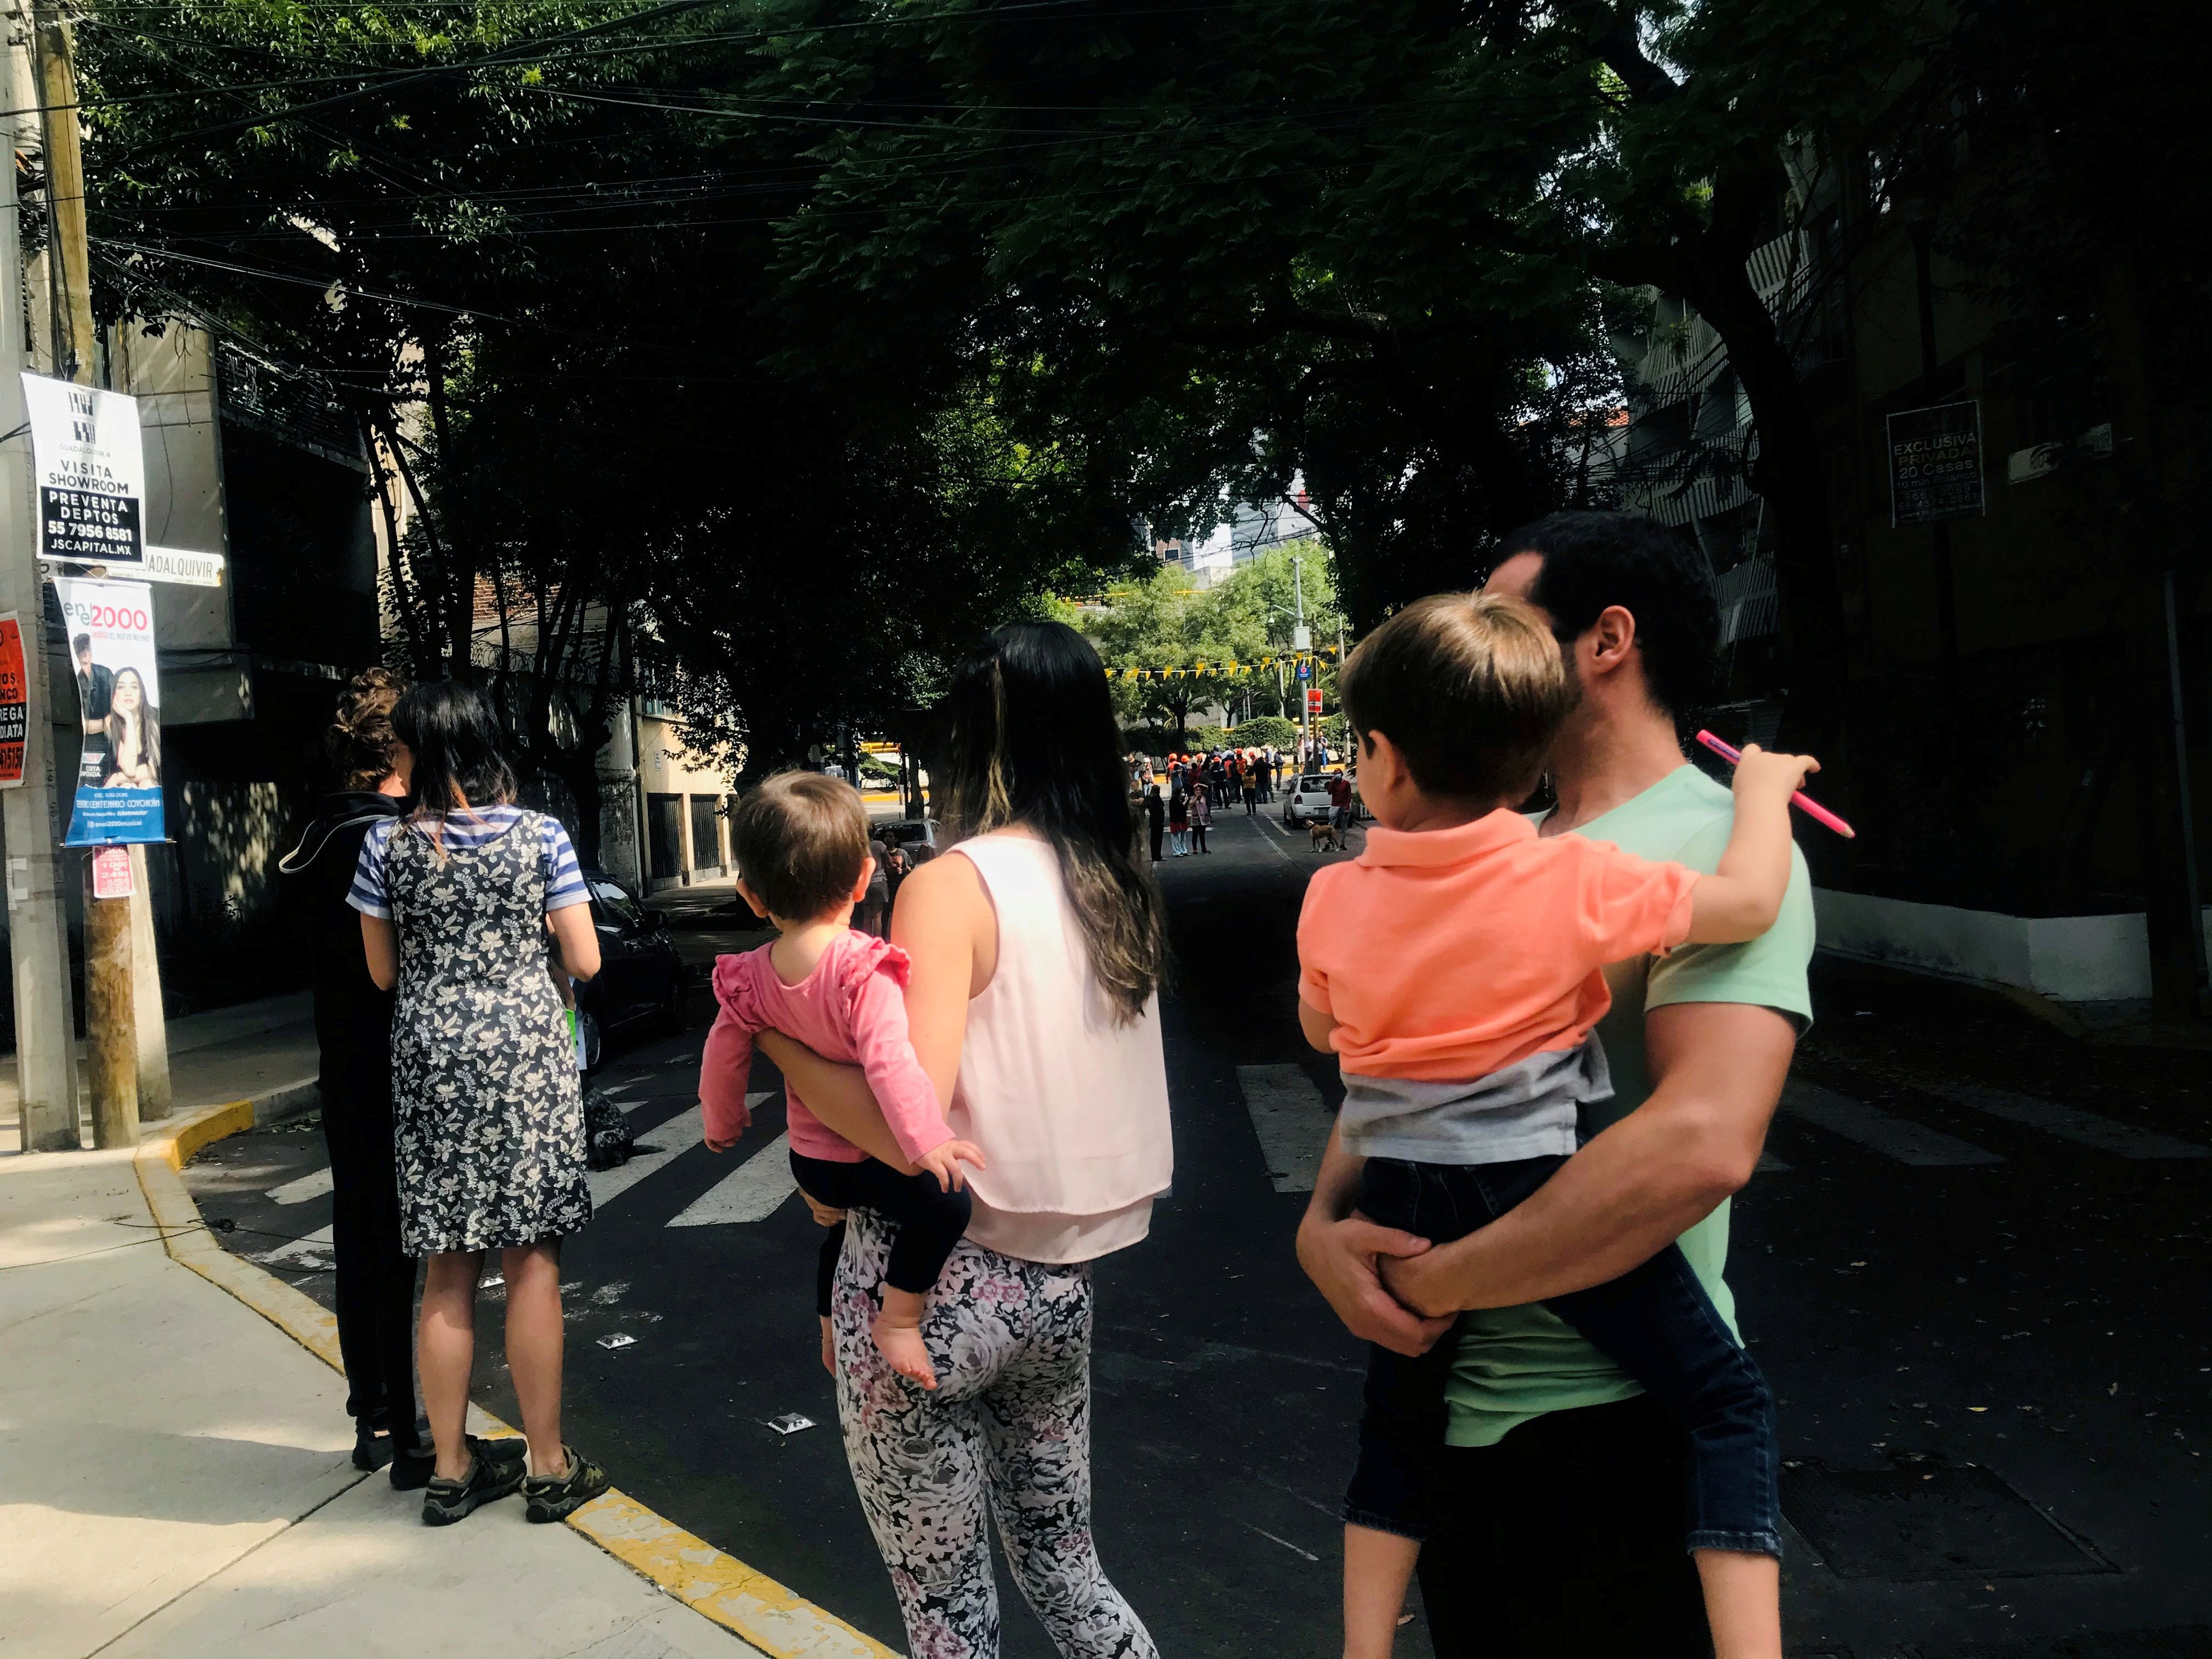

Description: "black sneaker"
419 1447 526 1524
393 1433 526 1492
352 1419 395 1473
522 1445 611 1523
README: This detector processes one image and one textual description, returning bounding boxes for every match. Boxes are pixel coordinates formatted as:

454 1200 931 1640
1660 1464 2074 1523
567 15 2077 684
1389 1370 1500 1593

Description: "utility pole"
1 7 80 1150
1291 554 1310 766
34 0 146 1142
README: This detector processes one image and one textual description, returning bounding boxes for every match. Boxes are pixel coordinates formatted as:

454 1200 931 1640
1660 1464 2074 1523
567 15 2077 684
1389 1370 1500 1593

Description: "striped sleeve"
346 819 396 919
542 819 590 912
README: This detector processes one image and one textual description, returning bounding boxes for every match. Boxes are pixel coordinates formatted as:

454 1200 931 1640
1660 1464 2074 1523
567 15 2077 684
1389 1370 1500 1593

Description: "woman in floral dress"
352 680 613 1527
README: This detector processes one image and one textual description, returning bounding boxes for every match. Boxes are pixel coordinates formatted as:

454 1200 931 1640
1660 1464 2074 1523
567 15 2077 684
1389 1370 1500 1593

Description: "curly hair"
325 666 407 791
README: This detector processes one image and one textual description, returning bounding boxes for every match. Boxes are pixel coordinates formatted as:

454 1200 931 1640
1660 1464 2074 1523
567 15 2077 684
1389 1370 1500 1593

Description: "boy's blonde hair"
1338 590 1571 804
729 771 870 919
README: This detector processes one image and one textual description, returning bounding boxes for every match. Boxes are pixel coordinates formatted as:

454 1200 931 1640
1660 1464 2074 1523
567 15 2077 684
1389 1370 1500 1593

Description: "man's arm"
1383 1001 1795 1316
1295 1118 1457 1357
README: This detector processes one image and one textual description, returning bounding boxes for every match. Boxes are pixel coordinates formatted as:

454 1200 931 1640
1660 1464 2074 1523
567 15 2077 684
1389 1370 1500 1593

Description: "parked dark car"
573 866 685 1070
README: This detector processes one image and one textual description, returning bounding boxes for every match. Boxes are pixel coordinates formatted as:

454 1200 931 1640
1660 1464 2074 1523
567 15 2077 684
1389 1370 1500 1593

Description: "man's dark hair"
72 633 91 656
729 771 870 920
1498 511 1719 717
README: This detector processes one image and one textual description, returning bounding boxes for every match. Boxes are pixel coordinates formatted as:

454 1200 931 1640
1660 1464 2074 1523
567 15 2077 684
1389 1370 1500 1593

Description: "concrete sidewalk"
1 990 321 1155
0 1132 774 1659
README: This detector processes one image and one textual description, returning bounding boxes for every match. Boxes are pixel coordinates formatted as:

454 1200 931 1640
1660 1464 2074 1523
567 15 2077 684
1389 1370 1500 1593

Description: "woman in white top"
761 621 1171 1659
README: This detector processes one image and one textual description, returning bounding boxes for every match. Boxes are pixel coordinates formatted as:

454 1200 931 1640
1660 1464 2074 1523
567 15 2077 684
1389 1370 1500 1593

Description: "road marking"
1235 1064 1333 1193
260 1223 333 1264
266 1166 334 1205
668 1130 797 1226
1755 1150 1793 1173
589 1105 706 1208
1940 1085 2209 1160
1781 1081 2003 1167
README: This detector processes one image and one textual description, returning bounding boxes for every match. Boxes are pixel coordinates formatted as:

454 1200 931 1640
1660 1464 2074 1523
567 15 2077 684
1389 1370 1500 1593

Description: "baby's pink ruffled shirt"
698 929 949 1164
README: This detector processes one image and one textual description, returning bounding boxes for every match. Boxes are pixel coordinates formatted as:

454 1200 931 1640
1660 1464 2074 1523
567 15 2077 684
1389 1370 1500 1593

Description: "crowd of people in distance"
283 510 1816 1659
1134 742 1290 857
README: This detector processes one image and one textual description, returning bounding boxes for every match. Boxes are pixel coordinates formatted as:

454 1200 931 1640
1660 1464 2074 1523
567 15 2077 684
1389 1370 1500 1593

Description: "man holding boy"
1297 511 1814 1656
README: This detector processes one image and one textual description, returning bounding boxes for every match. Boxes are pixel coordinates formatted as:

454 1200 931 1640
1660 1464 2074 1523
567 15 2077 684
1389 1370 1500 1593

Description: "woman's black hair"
392 680 516 817
938 621 1166 1020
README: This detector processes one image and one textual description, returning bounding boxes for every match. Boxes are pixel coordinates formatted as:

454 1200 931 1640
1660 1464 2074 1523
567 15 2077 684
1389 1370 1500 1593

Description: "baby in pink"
698 773 980 1388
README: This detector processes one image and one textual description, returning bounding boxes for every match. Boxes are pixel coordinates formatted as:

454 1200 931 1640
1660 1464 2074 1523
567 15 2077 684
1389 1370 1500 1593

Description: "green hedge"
1227 715 1299 749
1123 723 1227 755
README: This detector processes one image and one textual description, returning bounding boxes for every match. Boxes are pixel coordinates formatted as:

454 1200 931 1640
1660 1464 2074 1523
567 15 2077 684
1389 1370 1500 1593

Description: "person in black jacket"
1144 782 1166 862
279 668 459 1487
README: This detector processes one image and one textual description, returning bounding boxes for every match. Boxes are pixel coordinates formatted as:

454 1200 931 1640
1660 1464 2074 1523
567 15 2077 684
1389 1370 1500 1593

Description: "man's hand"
1296 1210 1455 1358
1380 1241 1460 1321
918 1139 987 1193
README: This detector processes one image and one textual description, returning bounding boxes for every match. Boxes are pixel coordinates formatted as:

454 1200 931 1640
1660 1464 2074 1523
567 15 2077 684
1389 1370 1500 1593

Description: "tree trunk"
2104 249 2207 1020
1683 250 1853 761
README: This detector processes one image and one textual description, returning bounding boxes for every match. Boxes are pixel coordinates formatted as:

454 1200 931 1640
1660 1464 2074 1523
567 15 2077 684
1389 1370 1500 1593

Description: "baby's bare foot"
873 1314 937 1390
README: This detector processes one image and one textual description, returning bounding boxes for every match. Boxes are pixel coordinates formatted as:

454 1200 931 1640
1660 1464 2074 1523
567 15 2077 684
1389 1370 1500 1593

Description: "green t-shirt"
1440 764 1815 1447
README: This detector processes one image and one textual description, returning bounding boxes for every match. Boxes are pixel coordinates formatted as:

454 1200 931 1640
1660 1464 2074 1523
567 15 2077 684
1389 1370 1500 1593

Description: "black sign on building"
1887 399 1985 527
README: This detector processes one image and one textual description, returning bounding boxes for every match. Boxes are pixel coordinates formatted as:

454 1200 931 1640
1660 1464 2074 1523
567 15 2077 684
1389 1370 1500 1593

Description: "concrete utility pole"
35 0 150 1142
1 10 81 1151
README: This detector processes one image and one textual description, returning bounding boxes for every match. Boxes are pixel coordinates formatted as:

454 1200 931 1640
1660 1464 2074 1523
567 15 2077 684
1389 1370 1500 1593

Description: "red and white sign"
1306 687 1324 714
91 845 133 900
0 613 25 788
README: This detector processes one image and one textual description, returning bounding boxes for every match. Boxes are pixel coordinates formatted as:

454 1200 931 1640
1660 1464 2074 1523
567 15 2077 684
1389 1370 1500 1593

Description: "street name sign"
142 545 226 588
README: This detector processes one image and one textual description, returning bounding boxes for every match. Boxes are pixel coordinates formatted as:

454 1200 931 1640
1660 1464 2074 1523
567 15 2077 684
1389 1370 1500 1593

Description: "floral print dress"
383 812 591 1255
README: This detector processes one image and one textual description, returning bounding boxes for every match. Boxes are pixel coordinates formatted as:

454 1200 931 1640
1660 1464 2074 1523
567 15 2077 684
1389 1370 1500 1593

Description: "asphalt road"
188 805 2212 1659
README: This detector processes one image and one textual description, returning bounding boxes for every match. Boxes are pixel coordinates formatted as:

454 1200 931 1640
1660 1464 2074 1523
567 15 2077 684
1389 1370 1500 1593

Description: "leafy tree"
79 0 1142 854
1075 543 1345 744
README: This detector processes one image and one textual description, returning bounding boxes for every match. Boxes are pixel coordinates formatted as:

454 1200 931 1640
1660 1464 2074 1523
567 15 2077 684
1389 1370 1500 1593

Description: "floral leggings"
831 1209 1159 1659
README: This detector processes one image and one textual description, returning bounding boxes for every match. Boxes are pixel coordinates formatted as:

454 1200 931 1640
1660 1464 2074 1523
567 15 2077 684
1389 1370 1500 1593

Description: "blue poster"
55 577 167 847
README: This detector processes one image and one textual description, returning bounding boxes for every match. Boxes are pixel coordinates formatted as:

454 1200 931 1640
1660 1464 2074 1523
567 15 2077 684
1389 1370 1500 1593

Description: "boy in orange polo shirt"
1299 591 1816 1659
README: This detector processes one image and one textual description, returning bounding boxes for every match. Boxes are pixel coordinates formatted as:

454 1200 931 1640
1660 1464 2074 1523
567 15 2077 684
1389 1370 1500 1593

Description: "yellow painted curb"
131 1098 900 1659
571 1492 899 1659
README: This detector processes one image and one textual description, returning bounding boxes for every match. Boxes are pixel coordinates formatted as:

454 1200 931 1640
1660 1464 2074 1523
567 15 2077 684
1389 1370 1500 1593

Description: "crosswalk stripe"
1235 1064 1333 1193
1755 1151 1793 1173
589 1105 706 1208
668 1131 797 1227
261 1223 333 1264
1940 1085 2209 1160
1781 1081 2003 1167
266 1167 334 1205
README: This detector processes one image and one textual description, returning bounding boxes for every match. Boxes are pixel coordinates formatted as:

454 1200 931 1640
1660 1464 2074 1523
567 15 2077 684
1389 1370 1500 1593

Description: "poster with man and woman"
56 577 165 845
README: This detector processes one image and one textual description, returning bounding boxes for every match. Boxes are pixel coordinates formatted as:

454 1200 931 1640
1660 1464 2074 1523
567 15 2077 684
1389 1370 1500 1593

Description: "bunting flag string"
1104 645 1340 683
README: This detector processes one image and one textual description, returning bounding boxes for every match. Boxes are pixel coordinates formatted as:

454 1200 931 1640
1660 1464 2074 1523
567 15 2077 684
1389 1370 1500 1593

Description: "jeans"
792 1152 972 1317
1347 1155 1780 1558
1418 1396 1711 1658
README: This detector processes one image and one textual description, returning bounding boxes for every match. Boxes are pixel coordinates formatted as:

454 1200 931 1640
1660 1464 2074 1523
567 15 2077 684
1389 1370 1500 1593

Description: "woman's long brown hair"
938 622 1166 1021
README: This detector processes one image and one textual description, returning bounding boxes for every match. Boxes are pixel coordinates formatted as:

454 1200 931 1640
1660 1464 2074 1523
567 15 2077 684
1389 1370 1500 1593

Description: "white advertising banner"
54 577 166 845
21 374 145 565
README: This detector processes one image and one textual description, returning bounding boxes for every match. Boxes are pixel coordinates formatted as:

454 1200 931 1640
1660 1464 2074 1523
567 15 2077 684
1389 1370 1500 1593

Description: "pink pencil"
1694 730 1856 839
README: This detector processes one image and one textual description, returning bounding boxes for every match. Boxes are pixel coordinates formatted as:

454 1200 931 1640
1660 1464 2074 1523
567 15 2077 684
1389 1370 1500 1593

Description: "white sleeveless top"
947 832 1173 1263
